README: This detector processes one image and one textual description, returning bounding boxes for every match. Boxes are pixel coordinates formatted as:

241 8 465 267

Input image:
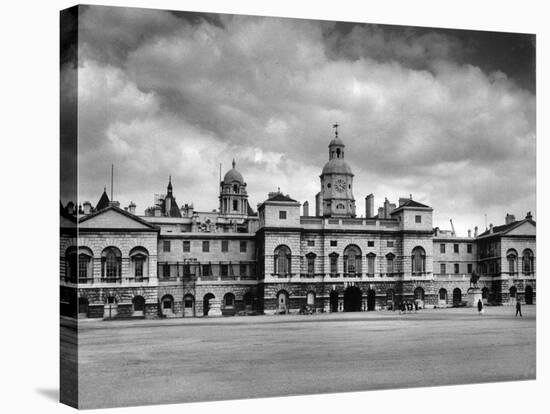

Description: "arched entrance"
78 297 89 318
223 292 236 316
203 293 215 316
438 288 447 306
132 295 145 317
367 289 376 311
277 290 289 313
330 290 339 312
414 287 425 308
453 288 462 306
344 286 362 312
161 295 174 317
183 294 195 317
525 285 533 305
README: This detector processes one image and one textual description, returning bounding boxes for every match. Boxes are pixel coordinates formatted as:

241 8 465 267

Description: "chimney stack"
82 201 91 215
315 192 322 216
303 201 309 217
505 213 516 225
489 223 493 233
66 202 75 215
128 202 136 215
383 197 390 219
474 226 478 237
468 229 471 238
365 194 374 218
525 211 533 220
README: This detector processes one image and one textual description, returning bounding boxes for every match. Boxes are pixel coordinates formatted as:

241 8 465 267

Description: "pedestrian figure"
414 301 418 312
516 300 522 317
477 299 483 315
401 302 406 314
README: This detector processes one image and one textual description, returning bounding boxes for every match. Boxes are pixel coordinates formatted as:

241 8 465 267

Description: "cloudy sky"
62 5 536 235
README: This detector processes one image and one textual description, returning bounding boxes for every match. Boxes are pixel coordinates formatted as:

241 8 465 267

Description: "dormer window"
233 184 239 193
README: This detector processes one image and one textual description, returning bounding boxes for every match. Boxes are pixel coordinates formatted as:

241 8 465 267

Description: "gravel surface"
65 306 536 409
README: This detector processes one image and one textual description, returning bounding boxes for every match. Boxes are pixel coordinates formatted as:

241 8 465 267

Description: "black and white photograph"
60 6 537 408
58 3 539 410
4 1 547 413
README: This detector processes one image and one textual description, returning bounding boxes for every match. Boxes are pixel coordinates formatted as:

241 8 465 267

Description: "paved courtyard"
67 306 536 409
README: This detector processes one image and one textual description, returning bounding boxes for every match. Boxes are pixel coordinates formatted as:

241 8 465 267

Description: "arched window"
509 286 517 298
337 203 345 209
274 245 291 276
522 249 534 274
130 246 149 281
506 249 518 275
367 253 376 276
161 295 174 314
306 253 316 276
411 246 426 274
233 184 239 194
439 288 447 301
101 247 122 280
329 252 339 275
414 287 425 301
386 253 395 276
223 292 235 307
343 245 362 275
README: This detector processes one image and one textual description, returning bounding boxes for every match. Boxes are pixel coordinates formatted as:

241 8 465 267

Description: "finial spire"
332 122 339 138
232 159 236 169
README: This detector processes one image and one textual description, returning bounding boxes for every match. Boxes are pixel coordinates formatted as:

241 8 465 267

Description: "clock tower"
319 124 356 217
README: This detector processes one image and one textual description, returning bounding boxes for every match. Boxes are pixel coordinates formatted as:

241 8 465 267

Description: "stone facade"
61 135 536 319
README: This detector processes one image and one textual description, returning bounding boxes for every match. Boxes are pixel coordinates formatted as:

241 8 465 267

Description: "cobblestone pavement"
67 306 536 409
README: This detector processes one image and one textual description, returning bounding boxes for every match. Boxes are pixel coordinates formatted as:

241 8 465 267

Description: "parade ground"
67 306 536 409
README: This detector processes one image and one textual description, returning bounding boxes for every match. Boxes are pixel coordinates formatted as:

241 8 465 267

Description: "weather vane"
332 122 339 138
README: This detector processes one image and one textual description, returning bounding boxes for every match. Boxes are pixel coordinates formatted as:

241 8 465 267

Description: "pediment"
505 221 536 236
79 207 156 230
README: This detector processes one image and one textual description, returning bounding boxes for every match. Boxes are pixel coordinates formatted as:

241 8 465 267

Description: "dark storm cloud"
72 5 535 234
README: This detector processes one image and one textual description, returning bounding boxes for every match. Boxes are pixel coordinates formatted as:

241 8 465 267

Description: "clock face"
335 179 346 192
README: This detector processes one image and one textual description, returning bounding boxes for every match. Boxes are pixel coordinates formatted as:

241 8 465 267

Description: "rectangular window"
330 255 338 274
182 241 190 252
440 263 446 274
163 264 171 279
220 264 228 277
134 258 143 278
454 263 460 274
368 241 374 247
221 240 228 252
467 244 473 254
182 264 191 277
240 264 247 276
240 241 247 253
202 241 210 252
387 257 394 275
467 263 473 274
163 240 171 252
387 241 394 248
307 240 315 247
330 240 337 247
415 215 422 223
454 244 459 253
279 210 287 219
202 264 211 276
367 255 375 276
440 244 446 254
307 256 315 275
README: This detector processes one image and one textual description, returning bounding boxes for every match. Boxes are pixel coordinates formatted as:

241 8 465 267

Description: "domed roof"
329 136 345 147
223 159 244 184
321 158 353 175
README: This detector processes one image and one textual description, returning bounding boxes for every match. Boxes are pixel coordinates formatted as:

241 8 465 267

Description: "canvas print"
60 4 536 409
